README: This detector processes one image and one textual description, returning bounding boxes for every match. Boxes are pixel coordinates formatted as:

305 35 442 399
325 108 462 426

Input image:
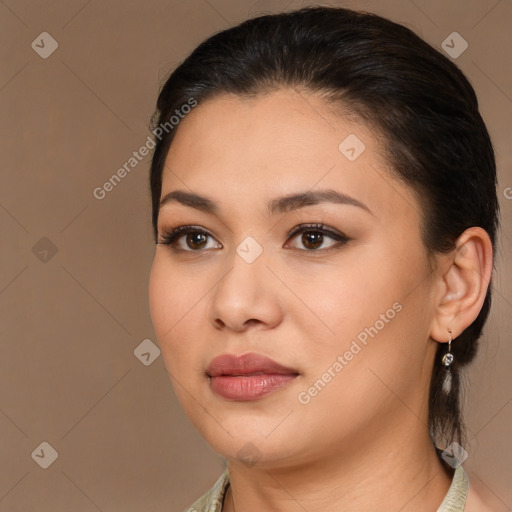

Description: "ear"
430 227 493 342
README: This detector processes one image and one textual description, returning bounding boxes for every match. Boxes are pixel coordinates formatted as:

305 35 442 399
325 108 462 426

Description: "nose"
208 249 283 332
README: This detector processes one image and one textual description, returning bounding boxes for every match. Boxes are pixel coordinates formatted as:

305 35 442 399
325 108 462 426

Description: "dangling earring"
442 328 454 394
442 329 454 368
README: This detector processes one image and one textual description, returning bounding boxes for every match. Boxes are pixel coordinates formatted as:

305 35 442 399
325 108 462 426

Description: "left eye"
285 224 349 251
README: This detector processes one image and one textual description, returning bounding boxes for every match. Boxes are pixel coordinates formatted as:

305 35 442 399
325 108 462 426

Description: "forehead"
160 89 420 223
165 89 375 167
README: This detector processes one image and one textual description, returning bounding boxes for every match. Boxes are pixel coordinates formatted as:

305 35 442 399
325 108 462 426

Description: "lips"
206 352 299 401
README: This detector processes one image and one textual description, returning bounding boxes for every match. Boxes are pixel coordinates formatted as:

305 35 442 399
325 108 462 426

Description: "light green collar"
188 464 469 512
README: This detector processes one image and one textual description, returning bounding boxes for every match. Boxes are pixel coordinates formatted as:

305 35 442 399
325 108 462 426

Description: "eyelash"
156 223 350 253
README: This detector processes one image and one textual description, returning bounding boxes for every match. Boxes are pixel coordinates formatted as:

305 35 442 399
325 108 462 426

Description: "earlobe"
430 227 493 343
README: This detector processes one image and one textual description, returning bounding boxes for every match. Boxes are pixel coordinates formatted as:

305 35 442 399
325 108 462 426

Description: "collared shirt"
185 464 470 512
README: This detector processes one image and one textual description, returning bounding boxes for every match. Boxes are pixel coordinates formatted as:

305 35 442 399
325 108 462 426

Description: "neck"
223 413 453 512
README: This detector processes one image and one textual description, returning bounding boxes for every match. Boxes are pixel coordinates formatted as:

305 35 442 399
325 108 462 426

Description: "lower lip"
209 374 298 401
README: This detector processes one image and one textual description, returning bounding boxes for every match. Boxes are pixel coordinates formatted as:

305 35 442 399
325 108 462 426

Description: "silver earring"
442 329 454 368
442 329 454 394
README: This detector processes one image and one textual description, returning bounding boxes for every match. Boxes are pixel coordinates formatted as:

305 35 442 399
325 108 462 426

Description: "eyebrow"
159 188 373 216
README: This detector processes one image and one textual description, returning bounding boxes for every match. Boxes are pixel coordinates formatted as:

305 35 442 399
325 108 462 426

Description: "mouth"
206 352 300 401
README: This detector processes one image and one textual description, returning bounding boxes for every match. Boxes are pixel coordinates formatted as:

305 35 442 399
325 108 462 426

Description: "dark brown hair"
148 6 499 452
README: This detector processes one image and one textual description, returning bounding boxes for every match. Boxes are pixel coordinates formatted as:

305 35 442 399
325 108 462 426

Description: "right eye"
156 225 222 252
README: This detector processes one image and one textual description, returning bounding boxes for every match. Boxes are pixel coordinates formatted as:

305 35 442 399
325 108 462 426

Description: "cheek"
148 257 176 339
287 254 398 343
148 257 212 426
148 256 203 368
288 242 425 378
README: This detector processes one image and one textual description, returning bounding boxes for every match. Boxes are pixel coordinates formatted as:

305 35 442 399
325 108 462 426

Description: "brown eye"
157 226 222 251
286 223 350 252
186 232 208 249
301 231 324 250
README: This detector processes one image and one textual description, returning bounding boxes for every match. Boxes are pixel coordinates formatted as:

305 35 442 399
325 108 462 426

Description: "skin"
148 89 493 511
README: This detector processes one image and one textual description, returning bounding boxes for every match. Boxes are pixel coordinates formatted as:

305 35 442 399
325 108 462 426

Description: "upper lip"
206 352 299 377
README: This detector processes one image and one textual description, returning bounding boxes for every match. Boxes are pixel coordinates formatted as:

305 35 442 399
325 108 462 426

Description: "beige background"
0 0 511 510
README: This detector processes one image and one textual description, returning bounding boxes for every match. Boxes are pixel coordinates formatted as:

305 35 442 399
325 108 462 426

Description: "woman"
148 6 499 511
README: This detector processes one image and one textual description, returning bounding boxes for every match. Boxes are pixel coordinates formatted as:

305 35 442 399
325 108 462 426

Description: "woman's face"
149 89 442 468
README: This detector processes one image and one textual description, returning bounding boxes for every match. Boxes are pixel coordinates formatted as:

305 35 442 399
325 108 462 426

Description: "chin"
195 414 295 463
